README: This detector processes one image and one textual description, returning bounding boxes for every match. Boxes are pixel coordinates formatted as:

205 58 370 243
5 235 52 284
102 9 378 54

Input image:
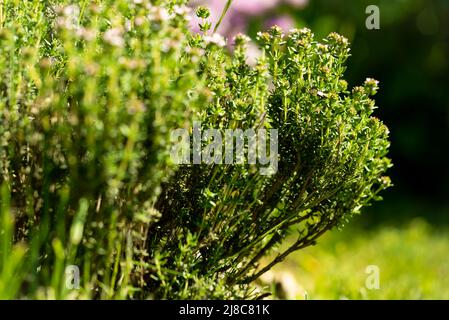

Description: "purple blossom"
264 15 295 31
189 0 309 43
233 0 277 15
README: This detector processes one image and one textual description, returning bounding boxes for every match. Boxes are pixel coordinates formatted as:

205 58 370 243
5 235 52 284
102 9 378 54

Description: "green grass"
271 219 449 299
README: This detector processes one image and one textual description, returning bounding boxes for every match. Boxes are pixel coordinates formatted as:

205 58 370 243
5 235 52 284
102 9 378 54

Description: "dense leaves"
0 0 391 299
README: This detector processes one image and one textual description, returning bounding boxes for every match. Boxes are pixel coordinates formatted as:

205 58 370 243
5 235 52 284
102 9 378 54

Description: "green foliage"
149 25 392 298
0 0 391 299
274 220 449 299
0 0 207 299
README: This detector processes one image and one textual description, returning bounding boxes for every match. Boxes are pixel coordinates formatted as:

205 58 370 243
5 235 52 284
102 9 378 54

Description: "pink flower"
264 15 295 31
233 0 279 15
189 0 308 46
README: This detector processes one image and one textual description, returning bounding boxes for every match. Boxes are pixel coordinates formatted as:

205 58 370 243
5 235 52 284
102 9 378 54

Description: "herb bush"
0 0 391 299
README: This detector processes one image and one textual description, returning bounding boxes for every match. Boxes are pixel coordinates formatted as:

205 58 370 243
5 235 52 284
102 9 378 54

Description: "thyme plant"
0 0 391 299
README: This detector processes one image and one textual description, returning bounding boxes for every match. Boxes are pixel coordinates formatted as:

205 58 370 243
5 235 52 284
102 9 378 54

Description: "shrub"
0 0 391 299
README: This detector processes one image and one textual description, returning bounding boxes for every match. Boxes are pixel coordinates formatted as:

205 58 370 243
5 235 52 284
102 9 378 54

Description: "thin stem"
0 1 3 28
242 223 333 284
214 0 232 33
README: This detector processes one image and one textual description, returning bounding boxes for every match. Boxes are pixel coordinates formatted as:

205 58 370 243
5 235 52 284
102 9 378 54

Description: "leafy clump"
149 26 392 297
0 0 391 299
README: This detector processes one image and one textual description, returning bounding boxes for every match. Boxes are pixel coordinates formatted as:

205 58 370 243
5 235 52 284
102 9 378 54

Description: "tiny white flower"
289 28 300 34
103 28 124 47
245 42 262 66
135 16 145 26
125 20 132 32
185 47 205 63
55 4 80 30
76 28 96 41
365 78 379 86
162 39 178 53
148 6 171 22
204 33 226 47
233 33 251 45
173 5 191 16
63 4 79 19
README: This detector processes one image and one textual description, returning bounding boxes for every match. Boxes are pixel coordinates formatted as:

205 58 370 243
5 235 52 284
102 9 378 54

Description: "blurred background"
192 0 449 299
